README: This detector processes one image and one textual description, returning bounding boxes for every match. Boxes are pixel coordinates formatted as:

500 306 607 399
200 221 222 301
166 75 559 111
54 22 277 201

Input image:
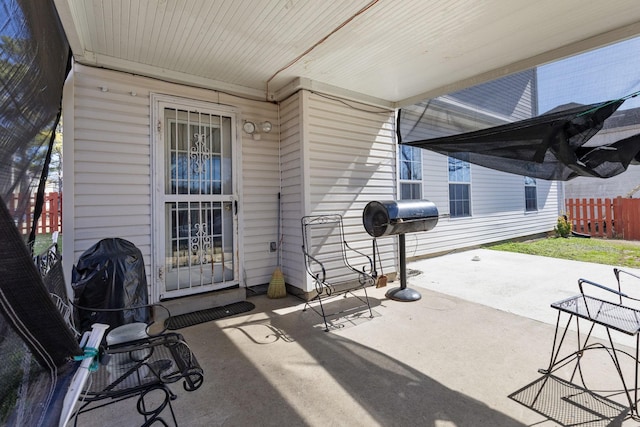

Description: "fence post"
605 198 612 238
612 197 621 238
11 192 62 236
627 198 640 240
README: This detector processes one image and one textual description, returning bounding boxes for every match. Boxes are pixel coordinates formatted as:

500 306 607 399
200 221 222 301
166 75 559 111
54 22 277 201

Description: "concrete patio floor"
75 249 640 426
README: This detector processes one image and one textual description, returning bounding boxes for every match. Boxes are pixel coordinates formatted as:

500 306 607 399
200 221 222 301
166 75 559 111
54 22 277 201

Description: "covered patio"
5 2 640 426
75 250 640 426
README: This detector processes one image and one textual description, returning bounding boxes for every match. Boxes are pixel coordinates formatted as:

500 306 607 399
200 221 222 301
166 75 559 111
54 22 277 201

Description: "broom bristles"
267 266 286 298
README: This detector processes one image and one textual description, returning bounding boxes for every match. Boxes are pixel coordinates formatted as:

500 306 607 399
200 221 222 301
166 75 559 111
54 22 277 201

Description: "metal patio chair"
301 214 375 331
540 268 640 421
31 234 204 427
66 254 204 426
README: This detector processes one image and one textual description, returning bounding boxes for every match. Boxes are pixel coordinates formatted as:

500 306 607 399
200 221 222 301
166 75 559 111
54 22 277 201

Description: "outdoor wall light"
260 121 272 133
243 120 273 136
243 121 257 134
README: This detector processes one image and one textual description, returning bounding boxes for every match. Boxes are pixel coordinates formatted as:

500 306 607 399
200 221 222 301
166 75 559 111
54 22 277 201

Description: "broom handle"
277 192 281 266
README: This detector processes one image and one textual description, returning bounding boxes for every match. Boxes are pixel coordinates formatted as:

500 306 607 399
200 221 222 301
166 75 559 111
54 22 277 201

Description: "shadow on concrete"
173 294 529 426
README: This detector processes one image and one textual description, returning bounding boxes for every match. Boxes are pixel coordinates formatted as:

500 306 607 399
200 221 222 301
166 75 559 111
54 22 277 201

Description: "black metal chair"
301 214 374 331
32 238 204 427
67 277 204 426
540 268 640 421
71 330 203 427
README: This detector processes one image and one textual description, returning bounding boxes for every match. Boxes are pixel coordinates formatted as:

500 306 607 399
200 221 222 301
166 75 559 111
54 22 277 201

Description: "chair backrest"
36 243 80 337
613 268 640 309
301 214 371 285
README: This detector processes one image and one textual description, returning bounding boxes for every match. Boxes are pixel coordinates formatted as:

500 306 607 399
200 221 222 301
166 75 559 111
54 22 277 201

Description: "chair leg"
362 286 373 318
316 296 330 332
137 385 177 427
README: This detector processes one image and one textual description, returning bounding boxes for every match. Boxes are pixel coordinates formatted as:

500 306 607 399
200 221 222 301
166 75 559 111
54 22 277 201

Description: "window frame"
448 156 471 218
399 145 423 200
524 176 538 212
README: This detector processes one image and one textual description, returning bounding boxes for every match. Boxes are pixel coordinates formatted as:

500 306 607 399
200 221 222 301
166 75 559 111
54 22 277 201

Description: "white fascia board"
273 77 395 111
78 53 269 101
53 0 86 60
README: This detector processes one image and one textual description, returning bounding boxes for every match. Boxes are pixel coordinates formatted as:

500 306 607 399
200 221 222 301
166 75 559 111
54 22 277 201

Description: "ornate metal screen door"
156 102 237 299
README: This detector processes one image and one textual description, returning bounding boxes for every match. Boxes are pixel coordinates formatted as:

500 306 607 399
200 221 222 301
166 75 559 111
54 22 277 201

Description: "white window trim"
524 177 538 212
448 157 472 218
398 145 423 200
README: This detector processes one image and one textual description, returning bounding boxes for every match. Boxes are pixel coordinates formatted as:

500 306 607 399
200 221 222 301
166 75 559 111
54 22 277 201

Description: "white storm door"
155 99 238 299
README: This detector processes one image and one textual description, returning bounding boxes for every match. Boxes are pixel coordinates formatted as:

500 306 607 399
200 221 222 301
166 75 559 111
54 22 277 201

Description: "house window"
399 145 422 200
525 176 537 211
448 156 471 217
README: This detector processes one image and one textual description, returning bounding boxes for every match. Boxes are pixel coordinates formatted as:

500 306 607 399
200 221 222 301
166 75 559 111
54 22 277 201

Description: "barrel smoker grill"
363 200 439 301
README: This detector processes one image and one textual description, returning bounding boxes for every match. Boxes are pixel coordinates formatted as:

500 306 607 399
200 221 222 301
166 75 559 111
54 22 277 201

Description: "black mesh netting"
398 96 640 181
0 0 69 243
0 0 76 426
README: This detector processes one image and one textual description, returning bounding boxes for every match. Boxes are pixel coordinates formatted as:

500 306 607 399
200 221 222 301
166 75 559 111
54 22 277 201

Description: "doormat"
164 301 256 330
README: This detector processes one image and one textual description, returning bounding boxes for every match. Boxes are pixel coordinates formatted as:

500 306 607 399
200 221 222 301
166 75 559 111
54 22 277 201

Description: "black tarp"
398 98 640 181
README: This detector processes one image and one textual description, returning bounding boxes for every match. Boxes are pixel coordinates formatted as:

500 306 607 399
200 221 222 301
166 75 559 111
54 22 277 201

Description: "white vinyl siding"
413 150 558 258
396 68 557 260
299 91 396 291
63 64 279 299
66 68 153 290
232 100 280 289
279 93 305 291
64 65 558 298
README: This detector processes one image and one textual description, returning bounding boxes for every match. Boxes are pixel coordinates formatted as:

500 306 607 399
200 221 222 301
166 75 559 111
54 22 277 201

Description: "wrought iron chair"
539 267 640 421
301 214 374 331
35 242 80 337
71 329 203 426
32 238 204 426
68 270 204 426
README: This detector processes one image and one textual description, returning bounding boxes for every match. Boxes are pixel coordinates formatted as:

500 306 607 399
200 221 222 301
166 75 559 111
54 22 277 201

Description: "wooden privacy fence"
9 192 62 235
565 197 640 240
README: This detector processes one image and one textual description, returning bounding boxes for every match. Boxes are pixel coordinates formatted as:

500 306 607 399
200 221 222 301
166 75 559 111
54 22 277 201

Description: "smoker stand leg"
385 234 421 302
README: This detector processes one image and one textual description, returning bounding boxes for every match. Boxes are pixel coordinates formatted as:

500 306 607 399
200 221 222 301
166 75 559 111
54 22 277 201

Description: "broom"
268 193 287 298
374 238 387 288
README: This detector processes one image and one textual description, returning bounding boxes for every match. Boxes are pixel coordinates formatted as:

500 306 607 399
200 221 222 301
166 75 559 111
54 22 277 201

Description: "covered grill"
363 200 440 302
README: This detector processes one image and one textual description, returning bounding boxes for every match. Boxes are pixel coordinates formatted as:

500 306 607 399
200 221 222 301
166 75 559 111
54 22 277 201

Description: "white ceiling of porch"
54 0 640 107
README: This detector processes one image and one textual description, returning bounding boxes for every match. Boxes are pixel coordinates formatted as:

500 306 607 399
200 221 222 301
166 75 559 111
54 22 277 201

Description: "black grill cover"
72 238 150 332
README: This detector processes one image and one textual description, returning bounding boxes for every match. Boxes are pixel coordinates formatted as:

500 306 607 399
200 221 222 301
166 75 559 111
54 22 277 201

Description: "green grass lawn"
486 237 640 269
32 232 62 255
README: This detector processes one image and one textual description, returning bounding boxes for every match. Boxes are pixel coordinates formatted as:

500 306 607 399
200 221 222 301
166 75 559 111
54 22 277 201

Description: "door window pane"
165 109 231 196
